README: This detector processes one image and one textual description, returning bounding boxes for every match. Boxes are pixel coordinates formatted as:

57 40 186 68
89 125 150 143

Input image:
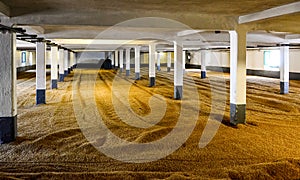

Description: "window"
21 51 26 64
263 50 280 71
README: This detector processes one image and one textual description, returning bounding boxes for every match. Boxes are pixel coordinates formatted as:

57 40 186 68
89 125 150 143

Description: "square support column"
0 31 17 144
157 52 161 71
167 52 172 72
135 46 141 80
126 48 131 76
111 52 115 68
58 48 65 82
64 50 69 77
69 52 74 71
229 29 247 125
149 43 156 87
36 41 47 105
119 50 124 73
183 50 186 74
115 50 119 69
50 46 58 89
280 45 289 94
174 41 183 99
201 50 207 79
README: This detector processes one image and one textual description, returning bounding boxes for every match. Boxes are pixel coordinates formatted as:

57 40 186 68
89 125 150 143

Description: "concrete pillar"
64 50 69 76
229 29 247 125
29 52 33 66
126 48 131 76
149 43 156 87
280 44 289 94
119 50 124 73
201 50 207 79
59 48 65 82
36 41 47 105
50 46 58 89
167 52 172 72
157 52 161 71
183 50 186 73
174 41 183 99
115 50 119 68
135 46 141 80
111 52 115 68
67 51 71 74
0 31 17 144
69 52 74 71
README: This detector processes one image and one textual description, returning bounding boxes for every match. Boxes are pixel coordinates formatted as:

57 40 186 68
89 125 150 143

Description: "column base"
119 68 123 74
64 70 68 77
167 67 171 72
135 72 140 80
201 71 206 79
280 82 289 94
68 68 71 74
126 70 130 76
36 89 46 105
157 66 161 71
149 77 155 87
70 67 73 71
230 103 246 125
0 116 17 144
59 74 65 82
174 86 183 100
51 79 58 89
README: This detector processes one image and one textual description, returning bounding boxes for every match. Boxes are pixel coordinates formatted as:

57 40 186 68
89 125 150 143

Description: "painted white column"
115 50 119 68
50 46 58 89
157 52 161 71
229 29 247 125
201 50 207 79
280 45 289 94
59 48 65 82
0 31 17 143
111 52 115 67
69 51 74 71
29 52 33 66
167 52 172 72
183 50 186 73
64 50 69 76
174 41 183 99
36 41 47 105
119 50 124 73
149 43 156 87
135 46 141 80
126 48 131 76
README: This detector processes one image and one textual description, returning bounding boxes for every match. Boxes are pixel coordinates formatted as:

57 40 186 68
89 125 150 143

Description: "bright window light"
263 50 280 71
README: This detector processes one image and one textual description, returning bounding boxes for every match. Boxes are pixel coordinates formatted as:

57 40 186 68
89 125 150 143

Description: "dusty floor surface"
0 68 299 179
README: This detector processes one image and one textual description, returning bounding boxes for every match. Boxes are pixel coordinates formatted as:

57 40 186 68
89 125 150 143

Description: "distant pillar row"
50 46 58 89
201 50 207 79
59 48 65 82
280 44 289 94
135 46 141 80
149 43 156 87
36 41 47 105
126 48 131 76
229 29 247 125
174 41 183 100
0 30 17 144
167 52 171 72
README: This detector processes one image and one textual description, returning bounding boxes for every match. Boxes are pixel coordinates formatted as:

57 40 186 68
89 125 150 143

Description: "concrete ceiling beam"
239 2 300 24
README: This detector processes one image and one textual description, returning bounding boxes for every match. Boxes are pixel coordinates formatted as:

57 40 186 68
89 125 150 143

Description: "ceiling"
0 0 300 51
